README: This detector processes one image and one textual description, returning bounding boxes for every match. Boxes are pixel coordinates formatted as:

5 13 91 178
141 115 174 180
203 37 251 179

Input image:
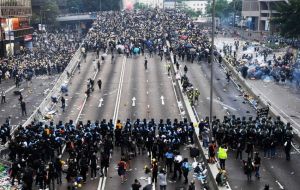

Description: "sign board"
24 34 32 41
4 31 14 41
257 107 269 118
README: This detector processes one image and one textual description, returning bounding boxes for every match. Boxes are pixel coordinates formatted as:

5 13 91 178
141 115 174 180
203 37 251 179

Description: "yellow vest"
218 147 228 159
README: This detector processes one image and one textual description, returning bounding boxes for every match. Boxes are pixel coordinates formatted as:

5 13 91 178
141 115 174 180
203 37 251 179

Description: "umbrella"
190 48 196 52
180 35 188 40
185 44 193 48
116 45 125 51
145 40 153 47
133 47 140 54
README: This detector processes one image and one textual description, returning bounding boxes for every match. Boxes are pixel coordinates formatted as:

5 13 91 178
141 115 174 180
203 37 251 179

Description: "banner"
257 107 269 118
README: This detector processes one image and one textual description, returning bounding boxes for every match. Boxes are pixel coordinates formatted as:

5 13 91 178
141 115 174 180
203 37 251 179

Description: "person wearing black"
236 140 244 160
245 158 254 181
11 161 21 186
188 181 195 190
61 96 66 112
22 166 34 190
254 152 261 179
152 159 158 184
184 65 188 74
284 139 292 161
21 101 27 116
97 79 102 90
97 60 101 70
100 151 109 177
144 58 148 70
90 152 98 179
80 157 89 183
54 157 63 184
132 179 142 190
47 162 56 190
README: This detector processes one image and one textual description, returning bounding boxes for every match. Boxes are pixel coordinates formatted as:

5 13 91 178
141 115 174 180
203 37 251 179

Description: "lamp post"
209 0 216 127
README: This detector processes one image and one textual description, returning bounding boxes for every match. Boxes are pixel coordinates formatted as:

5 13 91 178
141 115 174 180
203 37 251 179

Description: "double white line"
97 56 127 190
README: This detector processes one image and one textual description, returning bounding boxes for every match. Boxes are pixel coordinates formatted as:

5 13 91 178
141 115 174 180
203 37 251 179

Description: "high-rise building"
0 0 33 57
242 0 289 31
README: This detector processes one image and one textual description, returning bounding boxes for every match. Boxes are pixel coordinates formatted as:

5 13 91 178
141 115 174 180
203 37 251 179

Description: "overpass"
56 12 97 22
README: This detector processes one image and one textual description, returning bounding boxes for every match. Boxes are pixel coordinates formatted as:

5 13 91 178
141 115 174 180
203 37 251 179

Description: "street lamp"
209 0 216 127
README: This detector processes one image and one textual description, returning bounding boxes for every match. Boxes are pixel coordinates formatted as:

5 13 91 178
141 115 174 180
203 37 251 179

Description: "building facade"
242 0 289 31
182 0 208 15
133 0 164 9
0 0 33 57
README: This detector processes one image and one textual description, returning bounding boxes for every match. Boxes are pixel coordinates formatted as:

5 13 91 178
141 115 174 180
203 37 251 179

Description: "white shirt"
158 173 167 186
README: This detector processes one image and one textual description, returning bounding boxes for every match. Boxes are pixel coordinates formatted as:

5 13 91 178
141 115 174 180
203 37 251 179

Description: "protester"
218 144 228 170
132 179 142 190
158 169 167 190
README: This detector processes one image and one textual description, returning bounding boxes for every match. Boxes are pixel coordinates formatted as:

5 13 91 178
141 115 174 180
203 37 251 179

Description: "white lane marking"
160 95 165 105
275 180 284 189
62 66 99 154
5 85 16 93
112 56 126 124
100 176 107 190
254 86 300 130
98 98 104 107
206 97 237 111
132 97 136 107
97 176 103 190
101 56 126 190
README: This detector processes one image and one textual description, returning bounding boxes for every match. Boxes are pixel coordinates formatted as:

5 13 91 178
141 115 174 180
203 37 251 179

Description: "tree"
272 0 300 38
206 0 230 18
183 8 202 18
41 0 60 27
134 3 147 10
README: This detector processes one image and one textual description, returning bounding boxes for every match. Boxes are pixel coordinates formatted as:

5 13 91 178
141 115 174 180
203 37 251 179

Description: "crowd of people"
198 115 294 184
0 29 82 87
219 37 300 87
2 9 212 190
0 6 297 190
5 117 207 190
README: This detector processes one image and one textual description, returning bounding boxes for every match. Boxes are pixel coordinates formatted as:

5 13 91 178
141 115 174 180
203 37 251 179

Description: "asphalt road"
49 52 207 190
183 59 300 190
0 75 58 126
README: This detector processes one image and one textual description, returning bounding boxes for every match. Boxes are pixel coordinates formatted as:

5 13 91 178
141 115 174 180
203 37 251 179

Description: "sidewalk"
215 36 300 131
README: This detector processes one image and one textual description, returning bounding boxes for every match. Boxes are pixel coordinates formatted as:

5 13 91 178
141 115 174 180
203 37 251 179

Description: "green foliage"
272 0 300 38
183 8 202 18
134 2 147 10
41 0 60 26
206 0 241 18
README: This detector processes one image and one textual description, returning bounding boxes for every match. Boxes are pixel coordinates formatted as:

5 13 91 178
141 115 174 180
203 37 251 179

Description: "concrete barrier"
167 40 231 190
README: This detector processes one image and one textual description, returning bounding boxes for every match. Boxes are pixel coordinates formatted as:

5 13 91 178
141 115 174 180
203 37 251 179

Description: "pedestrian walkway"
215 36 300 131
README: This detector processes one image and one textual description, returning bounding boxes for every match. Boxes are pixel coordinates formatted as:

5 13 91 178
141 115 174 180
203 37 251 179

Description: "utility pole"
209 0 216 128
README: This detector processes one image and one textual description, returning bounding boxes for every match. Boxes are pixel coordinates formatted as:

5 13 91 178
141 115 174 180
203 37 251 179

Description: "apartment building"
242 0 289 31
0 0 33 57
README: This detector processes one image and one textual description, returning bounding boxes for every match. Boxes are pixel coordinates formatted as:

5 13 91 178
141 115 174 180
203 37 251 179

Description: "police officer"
193 89 200 105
